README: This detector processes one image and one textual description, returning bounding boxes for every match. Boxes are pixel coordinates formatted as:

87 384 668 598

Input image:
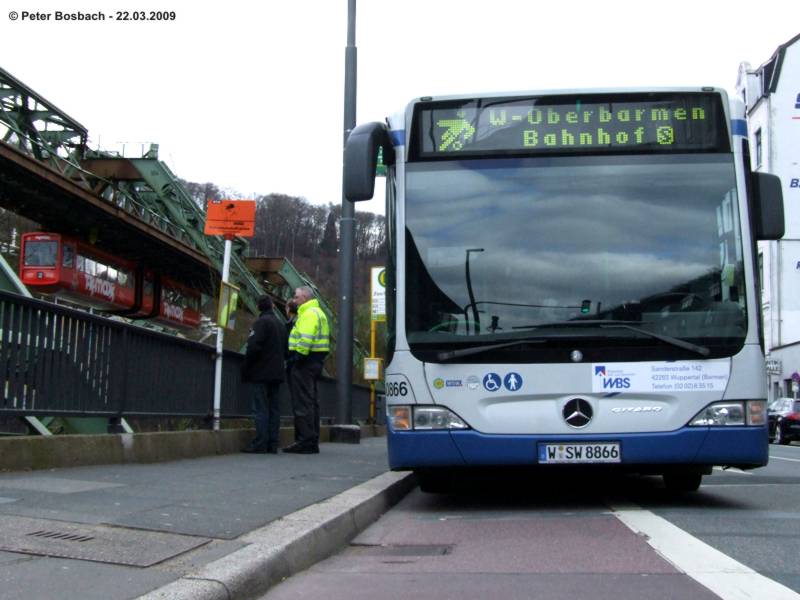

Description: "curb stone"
137 471 416 600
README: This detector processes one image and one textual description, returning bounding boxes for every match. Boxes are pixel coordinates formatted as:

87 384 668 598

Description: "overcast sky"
1 1 798 216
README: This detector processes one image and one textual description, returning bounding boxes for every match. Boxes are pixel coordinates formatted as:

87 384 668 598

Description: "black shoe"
241 447 268 454
282 443 317 454
266 448 278 454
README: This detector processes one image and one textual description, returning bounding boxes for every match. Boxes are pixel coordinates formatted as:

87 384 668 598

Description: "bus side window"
62 245 74 268
77 255 85 272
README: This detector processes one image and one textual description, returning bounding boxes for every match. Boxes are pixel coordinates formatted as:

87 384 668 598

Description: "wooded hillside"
0 180 388 378
180 181 386 308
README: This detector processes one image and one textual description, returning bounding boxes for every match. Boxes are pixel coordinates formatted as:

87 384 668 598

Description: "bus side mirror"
753 172 784 241
344 122 395 201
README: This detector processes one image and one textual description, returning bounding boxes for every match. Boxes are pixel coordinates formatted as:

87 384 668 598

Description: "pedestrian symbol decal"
483 373 501 392
504 372 523 391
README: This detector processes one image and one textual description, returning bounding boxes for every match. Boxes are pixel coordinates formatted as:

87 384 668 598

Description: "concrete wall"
0 425 386 472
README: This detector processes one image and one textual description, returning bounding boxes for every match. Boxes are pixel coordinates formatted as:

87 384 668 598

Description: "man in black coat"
241 296 286 454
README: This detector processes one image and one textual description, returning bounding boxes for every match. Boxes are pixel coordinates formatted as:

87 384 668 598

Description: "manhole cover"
0 516 210 567
350 544 453 557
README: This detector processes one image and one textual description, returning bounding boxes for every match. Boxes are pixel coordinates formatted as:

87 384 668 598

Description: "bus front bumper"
387 426 768 471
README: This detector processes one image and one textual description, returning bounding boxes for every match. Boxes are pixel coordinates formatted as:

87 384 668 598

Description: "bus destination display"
413 93 728 158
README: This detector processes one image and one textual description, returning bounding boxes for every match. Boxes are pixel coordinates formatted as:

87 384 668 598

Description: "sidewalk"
0 436 414 600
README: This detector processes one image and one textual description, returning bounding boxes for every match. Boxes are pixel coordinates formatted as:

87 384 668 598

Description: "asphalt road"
261 445 800 600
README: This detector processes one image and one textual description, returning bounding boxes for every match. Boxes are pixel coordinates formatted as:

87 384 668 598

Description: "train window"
77 255 85 271
118 270 129 287
62 245 74 268
24 241 58 266
96 263 107 278
108 267 118 282
85 258 96 275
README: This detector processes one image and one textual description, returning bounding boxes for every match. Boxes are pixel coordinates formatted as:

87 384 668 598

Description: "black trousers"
289 359 323 448
249 381 281 451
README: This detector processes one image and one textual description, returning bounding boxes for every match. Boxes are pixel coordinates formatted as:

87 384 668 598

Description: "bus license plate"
538 442 621 464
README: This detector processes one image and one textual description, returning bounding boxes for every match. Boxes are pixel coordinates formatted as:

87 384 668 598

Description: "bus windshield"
405 153 747 361
23 240 58 267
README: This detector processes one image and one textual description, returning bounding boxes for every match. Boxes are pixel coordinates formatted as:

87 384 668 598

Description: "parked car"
768 398 800 444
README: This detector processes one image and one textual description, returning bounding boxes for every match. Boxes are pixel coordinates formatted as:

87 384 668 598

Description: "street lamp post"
337 0 357 424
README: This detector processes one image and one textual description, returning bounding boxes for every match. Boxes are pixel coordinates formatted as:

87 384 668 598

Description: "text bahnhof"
465 105 707 150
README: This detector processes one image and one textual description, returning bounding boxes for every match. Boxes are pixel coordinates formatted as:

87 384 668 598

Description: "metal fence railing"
0 290 376 423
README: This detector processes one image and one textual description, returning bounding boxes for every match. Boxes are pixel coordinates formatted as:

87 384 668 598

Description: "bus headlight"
413 406 469 430
689 401 765 426
388 405 469 431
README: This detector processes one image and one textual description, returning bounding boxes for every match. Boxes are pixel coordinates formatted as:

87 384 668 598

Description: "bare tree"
180 180 224 209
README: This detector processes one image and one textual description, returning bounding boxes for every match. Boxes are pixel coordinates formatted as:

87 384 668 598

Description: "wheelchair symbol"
483 373 502 392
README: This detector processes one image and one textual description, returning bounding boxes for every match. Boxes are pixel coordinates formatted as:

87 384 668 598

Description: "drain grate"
27 530 95 543
350 544 453 557
0 516 210 567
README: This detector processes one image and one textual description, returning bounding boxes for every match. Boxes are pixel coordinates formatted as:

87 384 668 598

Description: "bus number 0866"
386 381 408 397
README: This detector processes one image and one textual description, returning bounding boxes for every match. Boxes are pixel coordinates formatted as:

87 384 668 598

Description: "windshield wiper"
436 337 546 361
598 323 710 357
435 319 709 361
512 319 642 330
513 320 709 357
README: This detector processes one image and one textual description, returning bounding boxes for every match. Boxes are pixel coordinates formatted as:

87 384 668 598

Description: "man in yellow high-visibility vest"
283 285 330 454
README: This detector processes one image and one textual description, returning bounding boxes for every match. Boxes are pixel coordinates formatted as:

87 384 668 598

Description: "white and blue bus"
345 88 784 492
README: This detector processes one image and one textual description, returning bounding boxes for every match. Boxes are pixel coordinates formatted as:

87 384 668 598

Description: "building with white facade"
736 33 800 401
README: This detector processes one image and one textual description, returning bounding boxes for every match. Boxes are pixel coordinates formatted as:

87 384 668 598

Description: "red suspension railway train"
19 232 201 329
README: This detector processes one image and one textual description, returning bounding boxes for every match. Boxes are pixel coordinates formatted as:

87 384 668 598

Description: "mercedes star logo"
563 398 593 428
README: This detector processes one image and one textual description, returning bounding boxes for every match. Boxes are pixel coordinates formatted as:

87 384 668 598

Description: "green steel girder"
0 66 366 367
0 67 194 251
127 158 264 315
0 67 262 313
0 67 90 187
